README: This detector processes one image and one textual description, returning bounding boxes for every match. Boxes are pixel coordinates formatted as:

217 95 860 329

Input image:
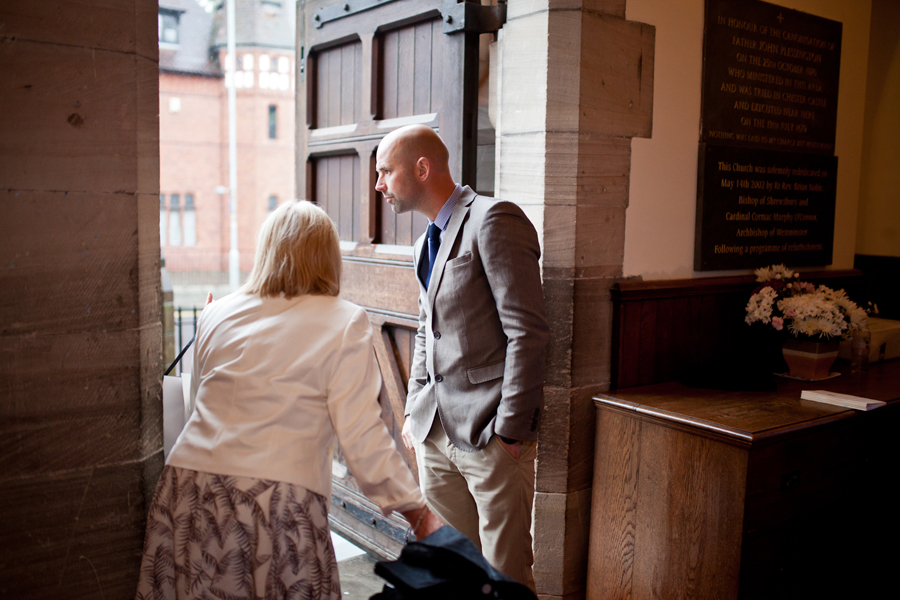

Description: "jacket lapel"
414 232 428 291
426 186 476 307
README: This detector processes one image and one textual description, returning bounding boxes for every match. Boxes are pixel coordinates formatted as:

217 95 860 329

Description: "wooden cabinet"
587 360 900 600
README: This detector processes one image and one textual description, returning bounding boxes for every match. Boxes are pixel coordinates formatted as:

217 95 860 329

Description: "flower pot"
782 338 840 380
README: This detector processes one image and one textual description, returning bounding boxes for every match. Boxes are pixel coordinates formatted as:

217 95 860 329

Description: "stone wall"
496 1 654 598
0 2 162 598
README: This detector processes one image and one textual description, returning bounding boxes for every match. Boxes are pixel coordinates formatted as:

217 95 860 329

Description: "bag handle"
164 335 195 377
165 295 212 377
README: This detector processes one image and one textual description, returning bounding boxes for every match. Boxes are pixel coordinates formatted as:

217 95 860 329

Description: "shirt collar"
431 184 462 232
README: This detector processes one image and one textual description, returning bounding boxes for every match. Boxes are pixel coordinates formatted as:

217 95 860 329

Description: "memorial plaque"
696 0 842 271
701 0 842 155
695 144 837 271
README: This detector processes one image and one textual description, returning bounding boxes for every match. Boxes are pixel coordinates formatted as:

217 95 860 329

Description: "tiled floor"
331 531 388 600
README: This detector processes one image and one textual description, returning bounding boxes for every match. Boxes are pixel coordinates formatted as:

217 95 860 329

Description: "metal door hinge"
442 0 507 34
312 0 399 28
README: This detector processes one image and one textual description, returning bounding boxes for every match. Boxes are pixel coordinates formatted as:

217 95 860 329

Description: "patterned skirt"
136 466 340 600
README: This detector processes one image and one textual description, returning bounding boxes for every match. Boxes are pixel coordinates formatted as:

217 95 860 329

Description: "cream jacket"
167 292 423 516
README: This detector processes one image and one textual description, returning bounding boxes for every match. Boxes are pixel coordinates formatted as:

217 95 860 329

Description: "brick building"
158 0 295 293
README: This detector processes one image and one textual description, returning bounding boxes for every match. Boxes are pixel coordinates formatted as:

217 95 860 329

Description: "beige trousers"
416 418 537 591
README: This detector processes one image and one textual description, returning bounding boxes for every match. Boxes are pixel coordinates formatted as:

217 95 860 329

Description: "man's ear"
416 157 430 181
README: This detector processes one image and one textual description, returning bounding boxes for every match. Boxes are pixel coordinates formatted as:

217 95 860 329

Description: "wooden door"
297 0 505 557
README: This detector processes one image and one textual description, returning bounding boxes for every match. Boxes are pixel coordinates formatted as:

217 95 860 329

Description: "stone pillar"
497 2 654 598
0 2 162 598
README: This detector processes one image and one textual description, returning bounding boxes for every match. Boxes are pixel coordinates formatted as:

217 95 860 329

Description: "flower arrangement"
745 264 868 341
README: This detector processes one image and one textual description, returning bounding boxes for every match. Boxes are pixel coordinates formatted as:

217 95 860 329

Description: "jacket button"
434 331 441 339
434 374 443 383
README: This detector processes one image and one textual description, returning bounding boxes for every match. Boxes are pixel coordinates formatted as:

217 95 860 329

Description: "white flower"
778 287 854 340
746 265 868 340
745 286 778 325
754 264 795 282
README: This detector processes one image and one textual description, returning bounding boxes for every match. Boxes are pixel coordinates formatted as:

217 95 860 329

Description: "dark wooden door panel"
339 254 420 314
301 1 477 247
312 153 360 241
327 324 416 461
312 40 362 128
328 316 419 559
414 20 442 114
372 321 418 474
380 19 443 120
298 0 499 557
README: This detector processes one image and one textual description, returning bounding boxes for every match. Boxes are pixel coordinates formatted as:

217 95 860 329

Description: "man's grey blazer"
405 186 549 452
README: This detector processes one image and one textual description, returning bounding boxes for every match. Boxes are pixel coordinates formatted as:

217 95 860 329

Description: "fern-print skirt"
136 466 341 600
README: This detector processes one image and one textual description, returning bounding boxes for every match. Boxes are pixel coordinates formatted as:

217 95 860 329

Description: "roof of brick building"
212 0 296 51
159 0 221 77
159 0 296 77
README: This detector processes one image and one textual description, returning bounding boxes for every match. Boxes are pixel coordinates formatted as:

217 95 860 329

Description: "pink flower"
772 317 784 331
786 309 796 317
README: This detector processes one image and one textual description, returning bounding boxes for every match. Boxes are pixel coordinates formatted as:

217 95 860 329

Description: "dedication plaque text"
696 0 842 270
696 145 837 271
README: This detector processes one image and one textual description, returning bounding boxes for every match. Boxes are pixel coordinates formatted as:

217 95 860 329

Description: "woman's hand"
401 505 443 541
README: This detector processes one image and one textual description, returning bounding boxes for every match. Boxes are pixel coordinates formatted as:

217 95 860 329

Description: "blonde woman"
137 201 440 600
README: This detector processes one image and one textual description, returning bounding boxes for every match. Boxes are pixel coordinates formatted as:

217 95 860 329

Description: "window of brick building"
158 10 180 45
183 194 196 246
160 5 296 308
268 105 277 139
169 193 182 246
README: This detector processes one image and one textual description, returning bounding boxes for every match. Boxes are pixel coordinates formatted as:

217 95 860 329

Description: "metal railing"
170 306 202 376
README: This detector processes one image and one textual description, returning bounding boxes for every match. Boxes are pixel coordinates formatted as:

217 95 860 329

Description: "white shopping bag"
162 374 192 457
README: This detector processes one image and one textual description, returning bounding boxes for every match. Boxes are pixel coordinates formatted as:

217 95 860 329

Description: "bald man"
375 125 549 589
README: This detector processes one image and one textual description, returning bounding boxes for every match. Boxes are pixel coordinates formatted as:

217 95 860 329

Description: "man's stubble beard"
385 185 423 215
387 196 409 215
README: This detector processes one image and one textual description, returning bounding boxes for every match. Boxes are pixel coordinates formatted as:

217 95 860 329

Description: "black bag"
370 526 536 600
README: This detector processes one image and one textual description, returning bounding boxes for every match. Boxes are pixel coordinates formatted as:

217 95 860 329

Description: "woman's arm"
325 307 428 517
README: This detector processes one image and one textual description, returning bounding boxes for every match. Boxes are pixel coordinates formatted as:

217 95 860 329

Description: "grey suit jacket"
405 186 550 452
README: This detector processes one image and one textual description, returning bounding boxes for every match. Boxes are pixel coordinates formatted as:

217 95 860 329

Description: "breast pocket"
441 251 481 298
445 252 473 269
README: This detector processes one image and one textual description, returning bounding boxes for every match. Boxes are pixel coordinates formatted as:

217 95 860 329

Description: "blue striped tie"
425 223 441 289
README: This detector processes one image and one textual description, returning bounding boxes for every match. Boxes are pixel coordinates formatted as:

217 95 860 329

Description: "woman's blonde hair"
241 200 341 298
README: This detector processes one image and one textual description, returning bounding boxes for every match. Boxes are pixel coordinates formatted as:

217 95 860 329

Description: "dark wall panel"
313 40 361 128
313 153 360 241
612 271 865 388
379 19 442 120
